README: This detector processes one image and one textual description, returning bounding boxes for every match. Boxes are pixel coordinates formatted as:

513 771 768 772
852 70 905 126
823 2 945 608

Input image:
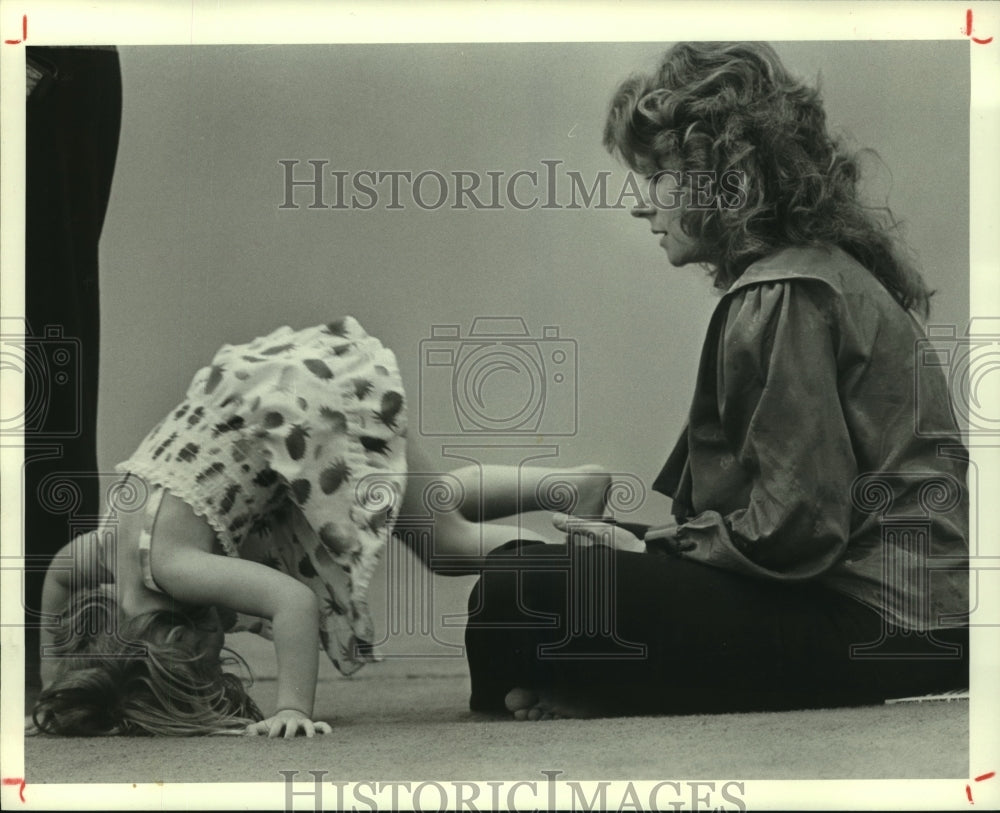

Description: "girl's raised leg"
396 441 611 561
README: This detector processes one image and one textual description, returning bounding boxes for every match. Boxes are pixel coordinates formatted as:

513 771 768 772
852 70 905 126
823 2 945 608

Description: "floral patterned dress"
115 317 407 674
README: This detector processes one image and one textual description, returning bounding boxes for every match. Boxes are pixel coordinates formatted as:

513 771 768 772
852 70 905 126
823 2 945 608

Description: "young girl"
32 316 609 737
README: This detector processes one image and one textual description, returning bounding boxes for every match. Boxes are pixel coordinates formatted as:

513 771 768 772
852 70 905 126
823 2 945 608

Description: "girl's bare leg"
404 441 610 521
396 443 551 559
449 461 611 522
397 441 611 560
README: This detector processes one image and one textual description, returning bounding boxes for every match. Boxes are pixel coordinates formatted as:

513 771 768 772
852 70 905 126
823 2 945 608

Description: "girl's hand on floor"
552 513 646 554
245 709 332 739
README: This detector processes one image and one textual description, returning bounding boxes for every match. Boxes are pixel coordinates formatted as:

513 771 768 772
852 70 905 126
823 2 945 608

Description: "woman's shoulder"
723 245 912 333
718 246 924 365
728 245 881 298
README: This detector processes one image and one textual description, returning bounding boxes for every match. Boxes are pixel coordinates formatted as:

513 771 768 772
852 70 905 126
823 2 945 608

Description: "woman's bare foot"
536 465 611 520
504 686 598 721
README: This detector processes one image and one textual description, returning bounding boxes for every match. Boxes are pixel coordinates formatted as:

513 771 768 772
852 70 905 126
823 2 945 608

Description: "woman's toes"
504 687 538 713
504 686 581 721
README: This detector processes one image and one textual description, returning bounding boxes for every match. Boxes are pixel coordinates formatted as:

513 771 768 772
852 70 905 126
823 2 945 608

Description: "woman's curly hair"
604 41 932 316
33 588 263 736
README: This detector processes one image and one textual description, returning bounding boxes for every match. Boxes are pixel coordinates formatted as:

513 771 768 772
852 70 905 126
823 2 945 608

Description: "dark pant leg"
465 541 968 714
23 47 122 702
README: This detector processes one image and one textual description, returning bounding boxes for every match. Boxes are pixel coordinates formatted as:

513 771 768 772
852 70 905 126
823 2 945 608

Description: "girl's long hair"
33 588 263 736
603 41 932 317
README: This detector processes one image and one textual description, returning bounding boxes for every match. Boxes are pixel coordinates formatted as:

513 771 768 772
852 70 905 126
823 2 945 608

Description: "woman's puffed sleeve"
676 280 857 580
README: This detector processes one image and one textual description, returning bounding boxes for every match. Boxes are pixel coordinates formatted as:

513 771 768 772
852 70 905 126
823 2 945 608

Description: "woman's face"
630 165 706 268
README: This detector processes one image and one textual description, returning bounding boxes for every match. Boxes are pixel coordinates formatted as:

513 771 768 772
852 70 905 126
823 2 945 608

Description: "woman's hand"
552 512 646 553
245 708 332 739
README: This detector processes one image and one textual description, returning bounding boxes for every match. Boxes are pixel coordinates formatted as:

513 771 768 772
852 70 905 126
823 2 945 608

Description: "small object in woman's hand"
552 513 646 553
643 524 696 557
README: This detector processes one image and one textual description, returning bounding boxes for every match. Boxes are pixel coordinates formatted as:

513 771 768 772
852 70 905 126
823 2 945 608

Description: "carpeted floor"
24 633 969 784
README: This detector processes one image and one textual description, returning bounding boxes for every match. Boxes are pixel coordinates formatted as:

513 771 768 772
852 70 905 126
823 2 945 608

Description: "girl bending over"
32 317 607 737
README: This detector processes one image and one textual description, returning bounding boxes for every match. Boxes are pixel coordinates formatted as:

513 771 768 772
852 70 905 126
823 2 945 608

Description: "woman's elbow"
732 506 849 577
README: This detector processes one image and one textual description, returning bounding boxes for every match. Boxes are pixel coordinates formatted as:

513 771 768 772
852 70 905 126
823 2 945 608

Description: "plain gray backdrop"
97 41 970 534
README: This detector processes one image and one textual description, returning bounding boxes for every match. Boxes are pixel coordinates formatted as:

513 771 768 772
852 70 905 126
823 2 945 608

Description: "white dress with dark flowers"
115 317 407 674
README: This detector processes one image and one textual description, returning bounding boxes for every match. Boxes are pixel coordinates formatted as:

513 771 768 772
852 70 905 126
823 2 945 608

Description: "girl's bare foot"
535 465 611 520
503 686 599 721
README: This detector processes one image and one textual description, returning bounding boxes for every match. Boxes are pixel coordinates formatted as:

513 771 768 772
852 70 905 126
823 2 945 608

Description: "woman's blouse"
653 246 968 632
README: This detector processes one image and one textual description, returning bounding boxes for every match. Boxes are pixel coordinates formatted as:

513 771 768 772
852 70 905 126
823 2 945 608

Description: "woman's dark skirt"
465 541 968 715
